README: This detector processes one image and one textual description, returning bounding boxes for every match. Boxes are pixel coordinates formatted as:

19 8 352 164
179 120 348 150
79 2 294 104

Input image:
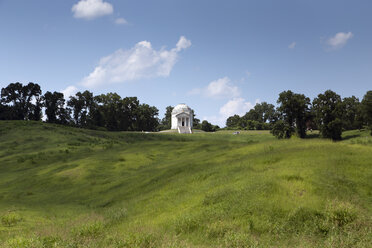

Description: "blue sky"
0 0 371 126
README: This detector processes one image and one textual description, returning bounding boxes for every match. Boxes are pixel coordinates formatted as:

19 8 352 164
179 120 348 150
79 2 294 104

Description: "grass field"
0 121 371 247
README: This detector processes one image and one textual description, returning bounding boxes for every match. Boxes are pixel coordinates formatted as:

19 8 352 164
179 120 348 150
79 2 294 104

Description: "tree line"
1 83 371 137
0 82 159 131
226 89 372 140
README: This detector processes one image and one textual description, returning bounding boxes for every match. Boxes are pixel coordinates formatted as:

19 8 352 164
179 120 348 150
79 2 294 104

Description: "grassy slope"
0 121 371 247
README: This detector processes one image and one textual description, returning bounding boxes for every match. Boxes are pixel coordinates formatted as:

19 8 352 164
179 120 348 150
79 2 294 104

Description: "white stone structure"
171 103 193 133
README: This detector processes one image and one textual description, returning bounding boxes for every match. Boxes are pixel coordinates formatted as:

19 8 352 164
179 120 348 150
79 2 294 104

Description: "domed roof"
172 103 192 115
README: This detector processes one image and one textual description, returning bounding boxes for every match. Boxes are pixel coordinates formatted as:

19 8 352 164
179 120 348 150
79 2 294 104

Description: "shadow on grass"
305 133 320 139
342 134 362 141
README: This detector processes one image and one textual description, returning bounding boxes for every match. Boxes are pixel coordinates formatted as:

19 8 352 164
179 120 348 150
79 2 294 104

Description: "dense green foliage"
270 120 292 139
313 90 344 140
226 102 276 130
0 82 43 121
277 90 310 138
361 90 372 135
343 96 363 130
201 120 219 132
226 89 371 140
159 106 174 130
0 83 160 132
0 121 371 247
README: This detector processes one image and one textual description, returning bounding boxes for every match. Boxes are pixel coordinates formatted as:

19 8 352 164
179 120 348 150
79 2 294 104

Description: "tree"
253 102 277 123
160 106 173 130
1 82 42 120
67 94 83 126
226 115 241 128
44 91 69 124
67 90 94 127
313 90 344 140
343 96 362 130
0 104 12 120
277 90 310 138
134 104 159 131
193 114 201 129
118 97 139 131
271 120 293 139
201 120 216 132
361 90 372 135
1 82 25 119
243 109 260 123
94 93 126 131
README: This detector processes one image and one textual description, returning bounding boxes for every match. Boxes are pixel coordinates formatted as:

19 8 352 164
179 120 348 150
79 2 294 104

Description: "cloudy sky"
0 0 371 126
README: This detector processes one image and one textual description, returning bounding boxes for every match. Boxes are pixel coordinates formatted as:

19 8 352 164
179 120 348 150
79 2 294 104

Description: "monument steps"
178 126 192 134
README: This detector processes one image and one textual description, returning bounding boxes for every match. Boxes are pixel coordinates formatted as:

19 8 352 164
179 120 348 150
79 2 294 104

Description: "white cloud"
203 98 258 127
72 0 113 20
189 77 240 98
80 36 191 88
288 42 296 49
115 17 128 25
61 85 78 99
206 77 240 98
176 36 192 51
219 98 255 119
326 32 353 49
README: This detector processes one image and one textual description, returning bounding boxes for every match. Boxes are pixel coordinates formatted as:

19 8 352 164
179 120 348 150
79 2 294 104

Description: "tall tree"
193 114 201 129
277 90 310 138
119 97 139 131
313 90 344 140
201 120 216 132
134 104 159 131
94 93 123 131
361 90 372 135
226 114 241 128
94 94 140 131
44 91 69 124
254 102 277 123
343 96 362 130
1 82 42 120
161 106 174 130
67 90 94 127
23 83 42 120
29 93 43 121
243 109 260 123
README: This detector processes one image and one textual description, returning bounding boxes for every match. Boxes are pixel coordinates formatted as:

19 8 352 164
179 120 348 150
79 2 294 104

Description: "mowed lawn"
0 121 371 247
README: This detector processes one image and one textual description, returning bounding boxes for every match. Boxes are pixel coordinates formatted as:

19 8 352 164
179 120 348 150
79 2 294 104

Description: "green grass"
0 120 371 247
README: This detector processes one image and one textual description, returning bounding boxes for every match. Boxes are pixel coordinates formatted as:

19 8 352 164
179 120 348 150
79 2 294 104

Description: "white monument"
171 103 193 133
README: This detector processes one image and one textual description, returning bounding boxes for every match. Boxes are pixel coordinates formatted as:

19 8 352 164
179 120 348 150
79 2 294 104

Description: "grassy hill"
0 121 371 247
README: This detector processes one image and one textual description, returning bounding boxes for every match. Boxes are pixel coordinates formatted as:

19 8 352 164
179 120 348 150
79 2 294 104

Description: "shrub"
201 120 217 132
5 237 34 248
326 118 343 140
40 236 63 248
326 202 356 227
271 120 293 139
1 212 22 227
